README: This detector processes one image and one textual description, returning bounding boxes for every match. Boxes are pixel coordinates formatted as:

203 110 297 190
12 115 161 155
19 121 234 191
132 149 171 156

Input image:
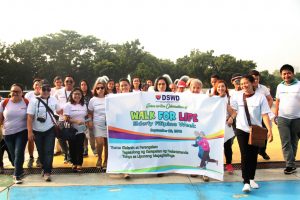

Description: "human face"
217 82 226 97
281 70 294 84
240 78 254 94
232 78 241 91
157 79 167 92
95 83 105 97
54 79 63 89
72 90 82 104
64 77 74 91
120 81 130 93
80 81 88 93
107 81 115 90
33 81 41 94
41 86 51 98
169 84 176 92
177 87 185 93
146 80 153 86
252 75 259 88
115 83 120 93
132 78 140 89
210 78 218 87
190 82 202 94
10 86 23 102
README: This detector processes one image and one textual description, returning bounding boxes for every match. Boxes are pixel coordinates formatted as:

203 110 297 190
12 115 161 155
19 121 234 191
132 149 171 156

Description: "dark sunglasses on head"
42 87 51 92
234 79 240 84
96 86 105 90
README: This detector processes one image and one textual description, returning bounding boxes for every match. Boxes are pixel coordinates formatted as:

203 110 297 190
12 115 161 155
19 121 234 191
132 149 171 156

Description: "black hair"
80 79 93 98
69 87 85 106
65 75 75 81
119 78 130 85
131 77 142 91
210 74 220 79
280 64 294 74
33 78 42 84
53 76 62 83
107 79 117 94
241 74 255 84
11 83 24 91
249 70 260 76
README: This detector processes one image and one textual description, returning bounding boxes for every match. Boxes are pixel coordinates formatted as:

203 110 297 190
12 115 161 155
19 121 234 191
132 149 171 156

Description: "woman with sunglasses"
88 82 108 169
0 83 28 184
64 88 88 172
27 81 62 181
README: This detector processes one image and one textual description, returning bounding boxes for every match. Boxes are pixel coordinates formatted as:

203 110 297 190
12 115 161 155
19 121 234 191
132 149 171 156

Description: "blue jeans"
3 129 28 177
33 127 55 174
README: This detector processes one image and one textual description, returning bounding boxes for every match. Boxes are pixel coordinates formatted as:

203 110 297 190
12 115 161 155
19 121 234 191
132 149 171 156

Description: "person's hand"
274 116 278 125
226 117 233 126
268 130 273 143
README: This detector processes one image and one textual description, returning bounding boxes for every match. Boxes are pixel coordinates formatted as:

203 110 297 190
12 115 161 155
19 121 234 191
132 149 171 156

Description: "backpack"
1 98 29 110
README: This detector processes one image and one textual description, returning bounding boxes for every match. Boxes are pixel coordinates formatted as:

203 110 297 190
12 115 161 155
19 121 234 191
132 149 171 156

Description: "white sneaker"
250 180 259 189
242 183 251 192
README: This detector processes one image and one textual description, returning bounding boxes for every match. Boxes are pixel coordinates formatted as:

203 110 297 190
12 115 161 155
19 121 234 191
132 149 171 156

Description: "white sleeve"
27 99 37 115
230 93 238 111
275 84 280 99
63 103 71 116
88 98 94 112
0 101 4 113
260 95 271 115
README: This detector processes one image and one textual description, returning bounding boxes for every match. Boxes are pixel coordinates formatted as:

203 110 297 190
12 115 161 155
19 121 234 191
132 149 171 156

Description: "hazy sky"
1 0 300 72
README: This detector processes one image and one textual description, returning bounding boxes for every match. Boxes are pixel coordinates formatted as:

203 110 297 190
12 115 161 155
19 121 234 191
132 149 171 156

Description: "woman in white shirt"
231 75 273 193
64 88 88 172
27 81 61 181
88 82 108 169
0 83 28 184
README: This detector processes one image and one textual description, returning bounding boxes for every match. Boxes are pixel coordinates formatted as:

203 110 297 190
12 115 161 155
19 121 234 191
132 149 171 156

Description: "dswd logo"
155 94 180 101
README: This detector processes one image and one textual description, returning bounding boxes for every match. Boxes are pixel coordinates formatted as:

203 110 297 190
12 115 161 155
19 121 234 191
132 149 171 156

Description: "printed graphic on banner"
105 92 226 180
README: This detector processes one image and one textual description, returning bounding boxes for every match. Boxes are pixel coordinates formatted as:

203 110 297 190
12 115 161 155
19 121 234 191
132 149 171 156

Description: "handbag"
36 97 61 138
60 122 77 141
243 94 268 147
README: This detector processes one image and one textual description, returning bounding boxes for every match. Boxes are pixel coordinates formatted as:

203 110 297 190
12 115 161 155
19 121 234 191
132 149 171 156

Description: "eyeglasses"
96 87 105 90
65 80 73 83
10 90 21 94
234 79 240 84
42 87 51 92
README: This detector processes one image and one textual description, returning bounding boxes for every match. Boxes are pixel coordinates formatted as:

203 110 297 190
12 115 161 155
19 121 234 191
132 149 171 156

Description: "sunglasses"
42 87 51 92
96 86 105 90
66 80 73 83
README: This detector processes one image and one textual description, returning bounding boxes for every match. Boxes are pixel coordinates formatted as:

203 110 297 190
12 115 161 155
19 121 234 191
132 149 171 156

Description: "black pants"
0 139 13 167
69 133 85 166
224 137 233 164
236 129 259 184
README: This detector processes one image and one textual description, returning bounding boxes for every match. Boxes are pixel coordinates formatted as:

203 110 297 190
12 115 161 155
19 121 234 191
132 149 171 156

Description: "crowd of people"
0 64 299 193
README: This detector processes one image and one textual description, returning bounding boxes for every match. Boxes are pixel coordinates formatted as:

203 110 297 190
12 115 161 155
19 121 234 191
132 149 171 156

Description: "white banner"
106 92 226 180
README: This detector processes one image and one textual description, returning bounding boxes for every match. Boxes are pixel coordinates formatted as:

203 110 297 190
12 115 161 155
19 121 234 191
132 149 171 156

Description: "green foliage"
0 30 283 93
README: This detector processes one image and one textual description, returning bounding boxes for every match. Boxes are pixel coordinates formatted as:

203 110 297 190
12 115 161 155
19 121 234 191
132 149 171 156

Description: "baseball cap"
177 80 186 88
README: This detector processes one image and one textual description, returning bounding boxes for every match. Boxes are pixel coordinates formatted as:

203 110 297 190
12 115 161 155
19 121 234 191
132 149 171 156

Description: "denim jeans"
277 117 300 168
33 127 55 174
3 129 28 177
0 139 13 167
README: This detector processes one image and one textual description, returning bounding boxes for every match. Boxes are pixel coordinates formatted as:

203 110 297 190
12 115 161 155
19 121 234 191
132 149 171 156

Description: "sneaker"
123 174 130 179
250 180 259 189
76 166 83 172
13 176 23 184
242 183 251 192
202 175 209 182
284 167 296 174
36 157 42 168
225 164 234 174
260 153 270 160
43 173 51 182
27 157 34 168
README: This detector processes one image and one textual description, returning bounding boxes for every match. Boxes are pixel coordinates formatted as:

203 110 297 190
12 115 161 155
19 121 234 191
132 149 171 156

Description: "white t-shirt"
276 81 300 119
64 103 87 134
27 96 60 132
231 92 271 133
206 87 215 96
0 99 27 135
50 87 64 96
256 84 271 97
88 97 106 128
54 88 72 120
25 91 40 102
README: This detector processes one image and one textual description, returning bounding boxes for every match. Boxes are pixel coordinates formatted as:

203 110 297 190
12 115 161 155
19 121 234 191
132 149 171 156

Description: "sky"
1 0 300 73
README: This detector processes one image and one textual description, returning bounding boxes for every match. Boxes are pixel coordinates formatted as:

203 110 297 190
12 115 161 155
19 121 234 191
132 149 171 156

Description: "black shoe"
284 167 296 174
260 153 270 160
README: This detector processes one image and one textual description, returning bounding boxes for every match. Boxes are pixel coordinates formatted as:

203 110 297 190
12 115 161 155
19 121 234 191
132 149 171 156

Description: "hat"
231 73 242 82
177 80 186 88
41 79 50 87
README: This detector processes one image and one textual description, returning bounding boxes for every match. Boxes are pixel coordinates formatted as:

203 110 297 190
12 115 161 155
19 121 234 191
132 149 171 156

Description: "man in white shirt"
275 64 300 175
206 74 220 96
54 75 75 163
249 70 273 160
